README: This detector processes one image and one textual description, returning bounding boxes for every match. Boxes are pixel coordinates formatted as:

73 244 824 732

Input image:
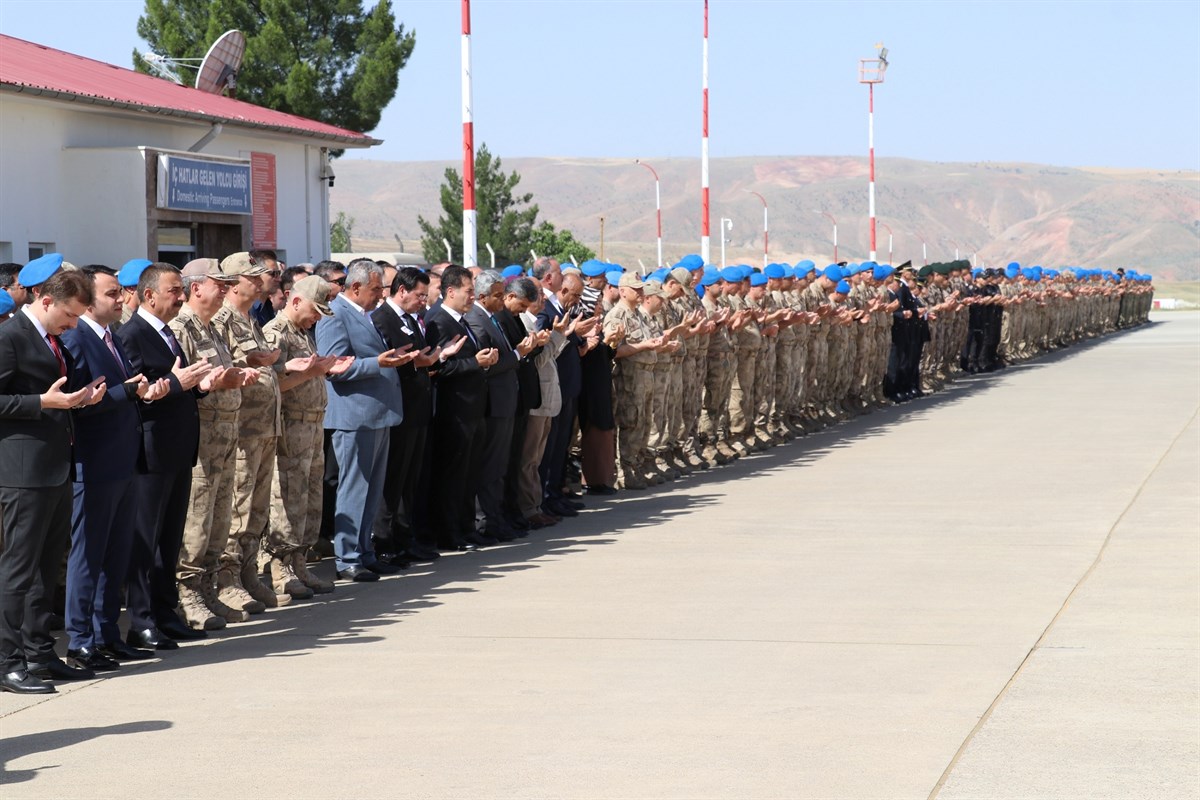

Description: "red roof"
0 34 380 147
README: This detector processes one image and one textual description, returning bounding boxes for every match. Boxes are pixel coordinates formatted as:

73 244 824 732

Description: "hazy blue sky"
2 0 1198 169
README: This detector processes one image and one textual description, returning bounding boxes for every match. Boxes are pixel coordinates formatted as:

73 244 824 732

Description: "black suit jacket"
0 311 75 488
536 299 583 400
422 304 487 419
60 323 142 483
464 305 519 418
496 308 540 413
372 302 433 426
115 312 201 474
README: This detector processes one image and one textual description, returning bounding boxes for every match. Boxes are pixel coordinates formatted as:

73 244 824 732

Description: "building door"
198 223 244 262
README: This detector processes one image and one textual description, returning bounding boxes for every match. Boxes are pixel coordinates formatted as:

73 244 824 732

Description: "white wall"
0 93 339 266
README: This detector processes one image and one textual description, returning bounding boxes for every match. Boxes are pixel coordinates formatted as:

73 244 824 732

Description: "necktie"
46 334 66 378
162 326 181 357
104 330 128 379
461 318 478 347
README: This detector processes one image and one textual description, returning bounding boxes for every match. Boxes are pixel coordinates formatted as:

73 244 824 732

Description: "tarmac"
1 313 1197 800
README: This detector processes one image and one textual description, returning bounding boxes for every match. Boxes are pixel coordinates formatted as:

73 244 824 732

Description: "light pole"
858 43 888 262
813 209 838 264
878 221 893 265
635 160 663 268
719 217 733 268
916 233 928 265
700 0 711 264
943 237 960 261
748 190 768 268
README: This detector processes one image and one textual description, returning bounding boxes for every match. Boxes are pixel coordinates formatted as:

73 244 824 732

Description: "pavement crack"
926 406 1199 800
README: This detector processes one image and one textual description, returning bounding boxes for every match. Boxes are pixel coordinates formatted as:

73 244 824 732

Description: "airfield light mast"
701 0 711 264
859 44 888 263
636 160 664 268
749 191 768 268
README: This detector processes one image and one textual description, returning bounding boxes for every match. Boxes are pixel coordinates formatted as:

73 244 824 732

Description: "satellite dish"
196 30 246 96
139 52 184 85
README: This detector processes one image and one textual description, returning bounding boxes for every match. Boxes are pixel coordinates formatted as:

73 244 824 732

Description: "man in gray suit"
316 260 416 582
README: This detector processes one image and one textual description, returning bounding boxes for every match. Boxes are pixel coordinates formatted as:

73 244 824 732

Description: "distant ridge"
330 155 1200 280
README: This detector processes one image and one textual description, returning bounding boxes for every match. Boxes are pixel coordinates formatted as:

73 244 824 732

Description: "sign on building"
156 154 251 214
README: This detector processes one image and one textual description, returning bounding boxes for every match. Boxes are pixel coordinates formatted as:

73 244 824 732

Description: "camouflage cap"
182 258 238 282
220 251 269 276
291 275 335 316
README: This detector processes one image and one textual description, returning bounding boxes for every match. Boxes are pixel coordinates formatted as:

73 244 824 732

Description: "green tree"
530 221 595 265
330 211 354 253
418 144 540 267
135 0 414 145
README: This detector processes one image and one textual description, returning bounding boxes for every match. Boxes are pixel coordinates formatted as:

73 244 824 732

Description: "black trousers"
477 414 515 531
540 395 578 500
430 412 485 543
128 468 191 631
375 421 428 552
0 481 72 672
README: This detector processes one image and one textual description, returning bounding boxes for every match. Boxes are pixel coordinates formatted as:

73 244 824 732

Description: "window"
28 242 54 261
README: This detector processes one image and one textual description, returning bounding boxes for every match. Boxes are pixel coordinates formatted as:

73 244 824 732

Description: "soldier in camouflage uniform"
641 280 682 481
699 272 736 462
263 276 346 596
170 260 254 630
725 269 762 454
212 253 293 610
604 273 660 489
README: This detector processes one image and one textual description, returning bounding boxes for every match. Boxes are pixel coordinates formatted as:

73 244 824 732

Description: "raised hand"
441 334 468 358
378 346 416 368
171 356 213 391
327 355 355 375
40 376 90 410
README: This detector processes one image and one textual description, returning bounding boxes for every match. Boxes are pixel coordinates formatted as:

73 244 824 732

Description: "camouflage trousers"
224 433 277 571
700 351 735 440
647 361 673 452
729 346 759 435
267 413 324 556
177 413 237 582
614 363 654 473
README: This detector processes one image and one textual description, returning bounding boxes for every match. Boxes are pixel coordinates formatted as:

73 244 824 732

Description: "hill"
329 155 1200 280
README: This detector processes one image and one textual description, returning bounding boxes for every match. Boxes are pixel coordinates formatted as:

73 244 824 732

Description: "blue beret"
700 272 721 287
763 263 786 279
719 267 742 283
650 268 671 282
749 273 768 287
835 279 851 294
1007 261 1021 271
19 253 64 288
605 270 624 288
797 262 816 277
859 261 877 270
823 265 844 282
676 254 704 270
873 264 895 281
1005 265 1019 279
117 258 153 288
580 260 607 277
797 259 815 270
501 265 526 279
0 290 13 316
972 268 983 278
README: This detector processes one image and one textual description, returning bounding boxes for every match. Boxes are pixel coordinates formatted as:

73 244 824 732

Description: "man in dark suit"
371 267 451 564
465 270 536 541
0 267 106 694
60 266 171 671
117 264 214 649
497 278 547 530
535 273 596 518
423 265 498 550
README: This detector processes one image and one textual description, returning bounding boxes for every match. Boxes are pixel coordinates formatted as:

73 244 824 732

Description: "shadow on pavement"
0 720 172 785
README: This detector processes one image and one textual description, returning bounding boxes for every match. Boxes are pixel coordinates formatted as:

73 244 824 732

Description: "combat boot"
683 444 707 470
717 439 740 460
199 573 247 624
641 459 664 485
291 551 334 594
216 567 267 615
271 555 314 600
178 580 225 631
241 544 290 614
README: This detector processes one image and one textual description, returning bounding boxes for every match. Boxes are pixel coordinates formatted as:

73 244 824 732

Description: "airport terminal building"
0 34 378 268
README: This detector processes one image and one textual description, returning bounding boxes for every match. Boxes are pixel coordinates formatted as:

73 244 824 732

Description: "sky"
2 0 1198 170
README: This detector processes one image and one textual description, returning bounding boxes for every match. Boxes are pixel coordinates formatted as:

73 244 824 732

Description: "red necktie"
46 334 66 378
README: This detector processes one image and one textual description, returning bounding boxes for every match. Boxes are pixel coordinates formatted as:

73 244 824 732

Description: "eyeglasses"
331 277 347 286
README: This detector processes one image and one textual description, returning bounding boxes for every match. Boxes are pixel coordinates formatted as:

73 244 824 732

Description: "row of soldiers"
581 256 1153 490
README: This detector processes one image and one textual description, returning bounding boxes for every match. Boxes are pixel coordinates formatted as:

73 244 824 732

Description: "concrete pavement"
2 313 1197 799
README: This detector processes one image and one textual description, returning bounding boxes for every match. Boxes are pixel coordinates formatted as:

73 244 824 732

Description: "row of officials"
0 250 1153 693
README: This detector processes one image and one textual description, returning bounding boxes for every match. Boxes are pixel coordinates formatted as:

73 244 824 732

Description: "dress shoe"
545 500 578 518
365 560 401 575
0 670 55 694
561 490 584 501
66 647 120 673
437 538 478 552
464 531 498 547
337 566 380 582
403 543 441 562
585 484 617 496
28 656 95 682
485 527 517 543
98 640 155 661
126 627 180 651
506 514 531 531
157 616 207 641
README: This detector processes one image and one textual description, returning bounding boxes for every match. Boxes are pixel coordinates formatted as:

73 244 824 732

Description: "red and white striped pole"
749 190 768 268
636 160 663 267
868 82 876 262
461 0 477 267
700 0 711 265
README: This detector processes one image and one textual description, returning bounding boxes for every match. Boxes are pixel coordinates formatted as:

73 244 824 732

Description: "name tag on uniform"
401 325 414 335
